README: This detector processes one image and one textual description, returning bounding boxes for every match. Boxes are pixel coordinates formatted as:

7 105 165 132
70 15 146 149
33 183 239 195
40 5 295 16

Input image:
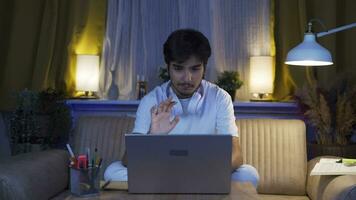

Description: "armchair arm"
322 175 356 200
306 156 356 200
0 149 69 200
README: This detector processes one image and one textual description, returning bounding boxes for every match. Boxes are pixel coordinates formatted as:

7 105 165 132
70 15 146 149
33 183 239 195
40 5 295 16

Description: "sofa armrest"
306 156 356 200
322 175 356 200
0 149 69 200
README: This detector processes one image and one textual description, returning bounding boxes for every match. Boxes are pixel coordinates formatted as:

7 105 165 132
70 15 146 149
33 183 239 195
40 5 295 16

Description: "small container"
70 167 100 197
137 81 147 100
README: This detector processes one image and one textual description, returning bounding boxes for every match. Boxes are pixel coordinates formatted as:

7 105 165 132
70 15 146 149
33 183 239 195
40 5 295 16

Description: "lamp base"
77 95 98 99
250 93 273 102
250 99 273 102
75 91 99 99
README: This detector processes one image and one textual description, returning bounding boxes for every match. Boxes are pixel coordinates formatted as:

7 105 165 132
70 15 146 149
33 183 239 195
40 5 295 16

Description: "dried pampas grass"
296 83 356 145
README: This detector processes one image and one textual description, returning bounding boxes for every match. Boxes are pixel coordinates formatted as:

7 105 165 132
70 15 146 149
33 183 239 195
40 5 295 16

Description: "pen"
66 144 75 158
87 148 91 168
69 157 76 167
93 148 97 168
101 180 111 190
66 144 76 166
97 158 103 168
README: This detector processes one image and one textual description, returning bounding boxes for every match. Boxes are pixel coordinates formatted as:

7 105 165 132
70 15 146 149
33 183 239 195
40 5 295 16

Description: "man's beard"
171 82 200 98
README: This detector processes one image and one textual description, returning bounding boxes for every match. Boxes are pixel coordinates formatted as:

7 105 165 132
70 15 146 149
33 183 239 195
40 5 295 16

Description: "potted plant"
216 71 243 101
10 88 72 154
295 81 356 159
159 67 170 83
37 88 72 148
10 89 40 153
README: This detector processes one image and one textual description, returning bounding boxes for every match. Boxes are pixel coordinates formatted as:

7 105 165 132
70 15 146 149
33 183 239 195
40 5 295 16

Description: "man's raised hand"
149 97 179 134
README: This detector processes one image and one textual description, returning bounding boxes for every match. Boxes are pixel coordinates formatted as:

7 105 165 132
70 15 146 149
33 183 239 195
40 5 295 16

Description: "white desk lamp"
285 20 356 66
76 54 100 98
249 56 274 101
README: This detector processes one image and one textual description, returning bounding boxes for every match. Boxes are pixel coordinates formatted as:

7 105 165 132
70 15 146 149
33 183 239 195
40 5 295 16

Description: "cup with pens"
67 144 103 197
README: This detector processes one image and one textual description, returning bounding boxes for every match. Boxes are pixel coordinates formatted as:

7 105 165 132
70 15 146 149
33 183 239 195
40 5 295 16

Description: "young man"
105 29 259 187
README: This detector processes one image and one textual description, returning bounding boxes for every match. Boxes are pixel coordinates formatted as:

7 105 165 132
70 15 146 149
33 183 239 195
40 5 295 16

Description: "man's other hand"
149 97 180 134
232 136 243 171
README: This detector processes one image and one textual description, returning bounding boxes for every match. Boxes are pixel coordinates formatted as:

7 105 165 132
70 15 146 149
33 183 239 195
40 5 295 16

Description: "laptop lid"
125 134 232 194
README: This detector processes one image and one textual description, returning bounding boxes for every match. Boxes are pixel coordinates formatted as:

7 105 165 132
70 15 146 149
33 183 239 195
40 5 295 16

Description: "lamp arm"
316 22 356 37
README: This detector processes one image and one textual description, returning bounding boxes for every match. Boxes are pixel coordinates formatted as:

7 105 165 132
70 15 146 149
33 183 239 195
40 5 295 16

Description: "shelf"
66 99 301 120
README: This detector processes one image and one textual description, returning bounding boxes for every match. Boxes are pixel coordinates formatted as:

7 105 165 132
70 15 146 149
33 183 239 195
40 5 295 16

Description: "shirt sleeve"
215 89 239 137
132 94 156 134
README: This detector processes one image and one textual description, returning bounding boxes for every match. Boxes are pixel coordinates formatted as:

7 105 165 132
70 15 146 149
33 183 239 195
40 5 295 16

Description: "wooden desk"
57 181 259 200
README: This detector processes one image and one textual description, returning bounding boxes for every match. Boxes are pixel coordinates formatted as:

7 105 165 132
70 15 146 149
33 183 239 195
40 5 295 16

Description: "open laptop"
125 134 232 194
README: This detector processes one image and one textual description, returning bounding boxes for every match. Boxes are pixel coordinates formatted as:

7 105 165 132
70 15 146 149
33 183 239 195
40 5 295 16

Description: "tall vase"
107 70 119 100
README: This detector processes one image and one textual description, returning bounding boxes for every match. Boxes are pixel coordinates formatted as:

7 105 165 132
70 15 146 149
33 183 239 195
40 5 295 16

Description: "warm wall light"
76 55 99 97
249 56 274 101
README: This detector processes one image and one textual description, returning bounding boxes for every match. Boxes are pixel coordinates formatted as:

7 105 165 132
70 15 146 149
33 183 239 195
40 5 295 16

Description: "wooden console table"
66 99 301 120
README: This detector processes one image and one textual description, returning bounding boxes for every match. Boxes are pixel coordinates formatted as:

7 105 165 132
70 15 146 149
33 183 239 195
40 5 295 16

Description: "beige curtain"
0 0 106 111
273 0 307 100
274 0 356 100
102 0 272 101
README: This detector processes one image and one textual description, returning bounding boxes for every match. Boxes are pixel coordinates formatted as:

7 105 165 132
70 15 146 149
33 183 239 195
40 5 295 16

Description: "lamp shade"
285 33 333 66
249 56 274 94
76 55 99 92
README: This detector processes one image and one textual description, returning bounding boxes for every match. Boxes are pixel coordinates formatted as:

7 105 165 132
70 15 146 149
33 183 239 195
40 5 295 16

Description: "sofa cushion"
237 119 307 195
71 116 135 179
0 149 68 200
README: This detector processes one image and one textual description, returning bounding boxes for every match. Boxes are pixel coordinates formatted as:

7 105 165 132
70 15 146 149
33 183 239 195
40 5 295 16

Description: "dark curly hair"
163 29 211 67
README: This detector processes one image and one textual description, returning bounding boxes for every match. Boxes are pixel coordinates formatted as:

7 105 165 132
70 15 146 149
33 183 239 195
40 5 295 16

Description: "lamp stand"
250 93 273 102
77 91 98 99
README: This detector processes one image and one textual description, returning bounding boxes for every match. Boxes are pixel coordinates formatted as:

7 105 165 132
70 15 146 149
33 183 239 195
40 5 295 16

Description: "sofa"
0 113 11 158
0 116 355 200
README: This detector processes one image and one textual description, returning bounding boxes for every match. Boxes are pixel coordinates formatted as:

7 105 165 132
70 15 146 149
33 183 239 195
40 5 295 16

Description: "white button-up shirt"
133 80 238 137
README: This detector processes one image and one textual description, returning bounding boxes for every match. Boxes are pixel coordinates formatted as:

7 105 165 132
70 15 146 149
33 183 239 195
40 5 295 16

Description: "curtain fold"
101 0 272 101
0 0 15 86
0 0 106 111
273 0 307 100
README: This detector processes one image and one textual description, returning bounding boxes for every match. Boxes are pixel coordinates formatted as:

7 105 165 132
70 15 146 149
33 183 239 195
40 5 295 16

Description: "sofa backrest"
70 116 308 195
236 118 307 195
71 116 135 179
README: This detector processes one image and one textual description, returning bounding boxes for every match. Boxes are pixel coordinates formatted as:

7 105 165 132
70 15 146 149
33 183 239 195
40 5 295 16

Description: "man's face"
168 56 205 98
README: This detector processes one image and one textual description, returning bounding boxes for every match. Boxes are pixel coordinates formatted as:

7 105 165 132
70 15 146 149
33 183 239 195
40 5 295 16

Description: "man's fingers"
164 97 173 106
162 102 169 113
166 101 177 112
158 98 170 112
151 105 158 116
158 102 165 113
158 97 175 113
170 116 180 127
163 97 175 112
